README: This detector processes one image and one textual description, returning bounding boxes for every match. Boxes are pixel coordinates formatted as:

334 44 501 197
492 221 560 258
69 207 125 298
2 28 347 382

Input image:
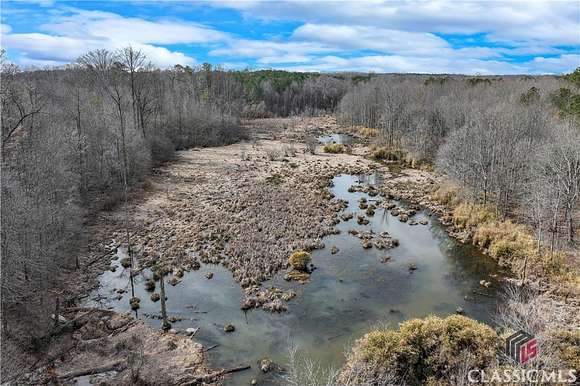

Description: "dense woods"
1 45 579 353
1 48 247 339
337 73 580 253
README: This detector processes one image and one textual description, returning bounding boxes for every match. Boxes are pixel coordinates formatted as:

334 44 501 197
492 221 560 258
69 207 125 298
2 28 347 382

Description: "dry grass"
453 202 498 229
431 183 462 206
551 330 580 370
431 184 575 283
370 146 405 161
357 127 379 138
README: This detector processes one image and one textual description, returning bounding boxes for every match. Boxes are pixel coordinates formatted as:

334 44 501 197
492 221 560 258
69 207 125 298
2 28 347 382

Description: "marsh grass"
433 185 573 282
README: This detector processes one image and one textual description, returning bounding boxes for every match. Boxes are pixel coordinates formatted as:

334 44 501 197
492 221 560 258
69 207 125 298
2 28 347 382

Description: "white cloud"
2 30 197 67
213 1 579 46
1 23 12 34
292 24 449 56
2 1 578 74
209 39 332 59
529 54 580 73
0 8 231 67
40 9 228 45
277 53 578 75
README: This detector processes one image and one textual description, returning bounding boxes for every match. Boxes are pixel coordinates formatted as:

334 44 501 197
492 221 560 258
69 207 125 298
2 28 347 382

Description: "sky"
1 0 579 74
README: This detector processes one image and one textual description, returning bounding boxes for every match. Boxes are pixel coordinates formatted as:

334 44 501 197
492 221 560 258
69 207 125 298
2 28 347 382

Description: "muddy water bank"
88 170 504 385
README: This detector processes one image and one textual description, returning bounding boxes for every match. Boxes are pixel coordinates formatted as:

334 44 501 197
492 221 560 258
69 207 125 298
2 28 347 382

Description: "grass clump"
431 183 462 206
358 127 379 137
341 315 499 385
323 143 344 154
371 146 405 161
286 270 311 282
453 202 498 230
473 220 534 259
288 250 311 271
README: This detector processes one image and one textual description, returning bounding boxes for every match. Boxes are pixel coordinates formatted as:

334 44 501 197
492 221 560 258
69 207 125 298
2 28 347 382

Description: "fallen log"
203 344 219 352
58 360 126 379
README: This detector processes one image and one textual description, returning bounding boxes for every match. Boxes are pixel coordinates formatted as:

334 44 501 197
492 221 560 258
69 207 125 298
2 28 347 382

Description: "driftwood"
58 360 126 379
203 344 219 352
472 290 495 298
63 307 118 315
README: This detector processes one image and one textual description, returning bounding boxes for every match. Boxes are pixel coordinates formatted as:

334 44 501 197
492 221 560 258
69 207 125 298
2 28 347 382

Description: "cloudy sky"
1 0 579 74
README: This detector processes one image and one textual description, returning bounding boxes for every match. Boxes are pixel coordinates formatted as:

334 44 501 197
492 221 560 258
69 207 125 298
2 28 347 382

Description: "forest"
1 46 579 384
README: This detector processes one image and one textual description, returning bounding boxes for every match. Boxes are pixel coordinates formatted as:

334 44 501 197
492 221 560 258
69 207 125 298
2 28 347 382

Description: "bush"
288 250 311 271
323 143 344 154
341 315 499 385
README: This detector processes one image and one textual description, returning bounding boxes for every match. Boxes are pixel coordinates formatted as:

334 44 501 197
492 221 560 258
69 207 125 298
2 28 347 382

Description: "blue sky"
1 0 579 74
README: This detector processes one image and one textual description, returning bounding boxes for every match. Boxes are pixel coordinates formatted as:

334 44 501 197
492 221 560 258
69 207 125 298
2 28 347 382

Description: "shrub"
341 315 499 385
323 143 344 154
288 250 311 271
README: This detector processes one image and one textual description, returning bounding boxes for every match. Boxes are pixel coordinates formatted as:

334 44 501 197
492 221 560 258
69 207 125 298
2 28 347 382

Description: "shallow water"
88 173 504 385
317 133 356 145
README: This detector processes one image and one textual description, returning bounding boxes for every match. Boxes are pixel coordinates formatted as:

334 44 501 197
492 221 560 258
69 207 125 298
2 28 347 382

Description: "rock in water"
224 323 235 333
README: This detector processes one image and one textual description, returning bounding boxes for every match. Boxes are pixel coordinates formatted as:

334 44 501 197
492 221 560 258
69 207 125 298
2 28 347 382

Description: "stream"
87 157 504 385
